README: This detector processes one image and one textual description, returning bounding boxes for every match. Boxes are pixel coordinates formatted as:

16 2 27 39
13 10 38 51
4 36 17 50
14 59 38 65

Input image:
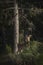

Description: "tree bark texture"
13 0 19 53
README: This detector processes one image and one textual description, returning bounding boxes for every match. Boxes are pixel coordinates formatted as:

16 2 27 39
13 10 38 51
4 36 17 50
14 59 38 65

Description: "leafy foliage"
0 0 43 65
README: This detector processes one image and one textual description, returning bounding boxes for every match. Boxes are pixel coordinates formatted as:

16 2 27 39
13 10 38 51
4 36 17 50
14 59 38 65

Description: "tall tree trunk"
13 0 19 53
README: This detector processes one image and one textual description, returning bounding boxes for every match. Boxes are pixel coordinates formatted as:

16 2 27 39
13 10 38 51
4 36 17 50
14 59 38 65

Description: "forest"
0 0 43 65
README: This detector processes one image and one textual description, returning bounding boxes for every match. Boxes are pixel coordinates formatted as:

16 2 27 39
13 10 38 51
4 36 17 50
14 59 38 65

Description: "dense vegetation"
0 0 43 65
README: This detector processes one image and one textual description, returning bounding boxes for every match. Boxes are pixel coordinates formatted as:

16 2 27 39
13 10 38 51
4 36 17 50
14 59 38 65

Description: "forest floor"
0 41 43 65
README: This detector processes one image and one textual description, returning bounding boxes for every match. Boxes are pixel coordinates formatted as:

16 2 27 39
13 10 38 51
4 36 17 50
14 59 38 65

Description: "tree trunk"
13 0 19 53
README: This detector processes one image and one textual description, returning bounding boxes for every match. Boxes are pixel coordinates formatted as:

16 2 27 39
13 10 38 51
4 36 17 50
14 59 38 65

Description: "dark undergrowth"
0 41 43 65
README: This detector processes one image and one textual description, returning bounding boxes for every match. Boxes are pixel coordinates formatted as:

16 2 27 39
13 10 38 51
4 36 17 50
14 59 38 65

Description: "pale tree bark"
13 0 19 53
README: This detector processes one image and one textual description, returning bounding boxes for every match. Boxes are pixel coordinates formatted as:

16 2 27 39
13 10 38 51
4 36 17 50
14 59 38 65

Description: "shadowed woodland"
0 0 43 65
